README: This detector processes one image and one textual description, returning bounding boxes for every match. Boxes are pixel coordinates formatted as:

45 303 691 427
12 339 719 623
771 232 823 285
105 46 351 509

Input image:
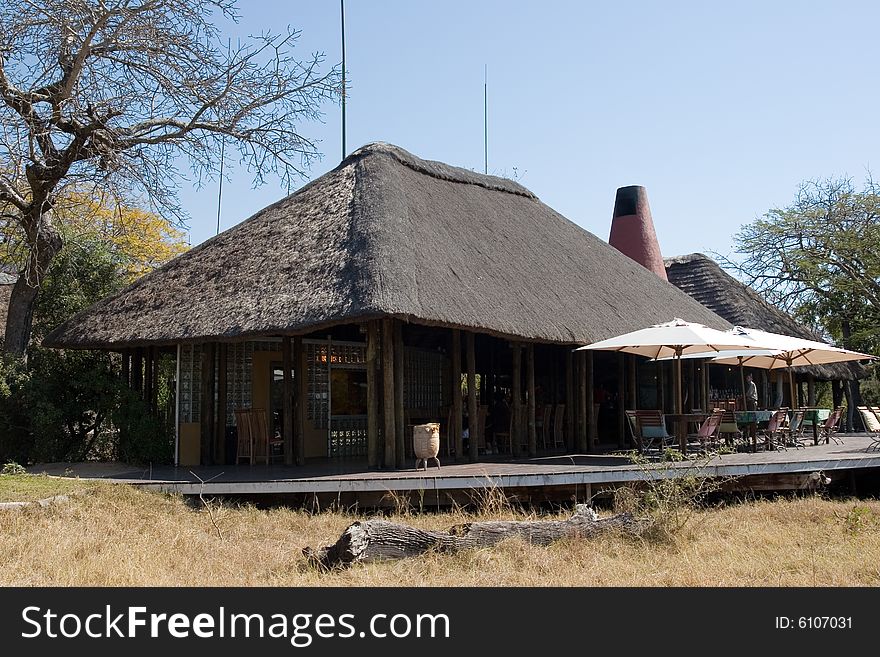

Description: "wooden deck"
28 434 880 503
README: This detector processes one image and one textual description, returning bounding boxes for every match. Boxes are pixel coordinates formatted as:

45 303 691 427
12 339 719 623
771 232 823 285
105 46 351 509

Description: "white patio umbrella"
653 348 783 408
712 327 875 409
667 327 875 409
574 319 764 414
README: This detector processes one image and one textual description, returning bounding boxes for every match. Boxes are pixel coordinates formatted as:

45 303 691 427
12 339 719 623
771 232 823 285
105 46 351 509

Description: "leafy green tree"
0 228 173 464
720 176 880 426
722 176 880 354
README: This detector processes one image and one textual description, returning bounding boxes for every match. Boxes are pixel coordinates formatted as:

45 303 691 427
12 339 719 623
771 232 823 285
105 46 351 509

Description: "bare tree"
0 0 340 354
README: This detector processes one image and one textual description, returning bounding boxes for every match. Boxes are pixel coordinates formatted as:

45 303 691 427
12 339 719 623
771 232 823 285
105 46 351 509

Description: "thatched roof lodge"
46 143 730 467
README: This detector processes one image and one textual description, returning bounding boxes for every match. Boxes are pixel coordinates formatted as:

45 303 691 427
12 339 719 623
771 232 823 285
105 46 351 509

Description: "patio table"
666 412 709 454
734 410 773 452
799 408 831 445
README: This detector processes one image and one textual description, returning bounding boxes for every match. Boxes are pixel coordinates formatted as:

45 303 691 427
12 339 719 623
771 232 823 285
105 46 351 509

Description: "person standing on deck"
745 373 759 411
745 372 759 443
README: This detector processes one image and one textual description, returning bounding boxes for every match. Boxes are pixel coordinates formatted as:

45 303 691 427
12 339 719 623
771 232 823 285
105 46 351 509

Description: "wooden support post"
132 348 143 393
674 358 683 415
151 346 160 414
511 342 522 457
807 374 816 408
282 337 294 465
574 351 590 454
452 329 463 459
215 343 227 463
705 364 712 408
527 343 537 456
687 360 695 411
144 347 153 408
574 352 583 449
696 364 704 409
394 322 405 469
382 319 396 469
294 336 305 466
618 353 626 449
658 361 666 413
489 339 497 402
200 343 215 465
629 355 638 411
467 331 478 461
577 351 592 453
366 323 380 468
565 349 574 450
586 351 595 451
843 381 854 432
121 350 130 388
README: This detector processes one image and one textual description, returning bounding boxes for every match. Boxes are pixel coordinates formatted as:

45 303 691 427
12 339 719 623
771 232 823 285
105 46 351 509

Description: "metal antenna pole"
483 65 488 175
216 137 225 235
341 0 346 160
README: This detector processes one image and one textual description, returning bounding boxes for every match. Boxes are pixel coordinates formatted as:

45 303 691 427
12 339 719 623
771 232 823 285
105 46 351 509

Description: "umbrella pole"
739 358 747 411
676 355 683 415
788 368 797 410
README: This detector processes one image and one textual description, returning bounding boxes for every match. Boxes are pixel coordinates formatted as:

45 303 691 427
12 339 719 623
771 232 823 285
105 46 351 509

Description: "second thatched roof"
45 143 730 349
665 253 865 380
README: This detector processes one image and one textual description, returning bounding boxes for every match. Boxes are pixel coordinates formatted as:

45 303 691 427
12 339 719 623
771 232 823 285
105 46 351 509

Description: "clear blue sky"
179 0 879 261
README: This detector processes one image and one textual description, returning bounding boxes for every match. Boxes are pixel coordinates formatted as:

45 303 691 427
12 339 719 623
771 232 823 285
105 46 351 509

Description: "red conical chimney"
608 185 667 280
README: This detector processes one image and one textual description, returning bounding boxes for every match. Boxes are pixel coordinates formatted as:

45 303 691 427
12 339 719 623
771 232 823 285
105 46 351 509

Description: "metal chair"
633 410 675 452
757 408 788 451
688 408 724 452
782 409 807 449
819 407 845 445
625 410 644 452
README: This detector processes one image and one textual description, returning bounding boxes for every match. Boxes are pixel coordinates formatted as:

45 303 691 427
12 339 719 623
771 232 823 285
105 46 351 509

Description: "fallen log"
303 504 647 569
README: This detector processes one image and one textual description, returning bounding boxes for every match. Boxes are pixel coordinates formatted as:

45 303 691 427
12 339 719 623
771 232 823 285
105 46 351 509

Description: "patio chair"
443 405 456 456
781 409 807 449
634 410 675 452
492 405 511 455
476 405 489 453
553 403 566 449
717 409 743 448
625 410 643 452
687 408 724 452
250 408 281 464
539 403 553 449
819 407 845 445
757 408 788 451
857 406 880 452
234 408 254 465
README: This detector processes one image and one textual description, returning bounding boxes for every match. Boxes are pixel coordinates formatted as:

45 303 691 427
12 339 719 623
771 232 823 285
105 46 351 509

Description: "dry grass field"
1 474 879 586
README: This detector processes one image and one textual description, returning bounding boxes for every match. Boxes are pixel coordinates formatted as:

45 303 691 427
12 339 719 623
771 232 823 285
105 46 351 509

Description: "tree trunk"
3 211 63 355
840 319 861 432
303 505 645 569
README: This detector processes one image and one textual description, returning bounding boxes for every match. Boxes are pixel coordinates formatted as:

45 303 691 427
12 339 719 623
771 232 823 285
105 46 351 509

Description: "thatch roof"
45 143 730 349
665 253 865 380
